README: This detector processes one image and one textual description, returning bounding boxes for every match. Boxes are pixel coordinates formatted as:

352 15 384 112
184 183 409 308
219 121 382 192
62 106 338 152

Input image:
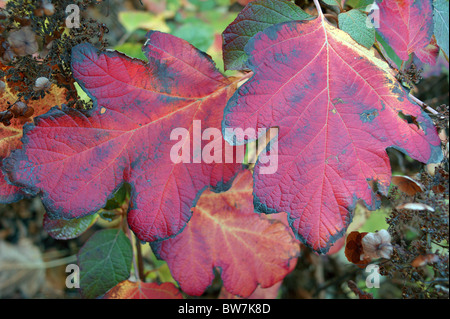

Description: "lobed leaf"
321 0 342 8
218 281 283 299
222 15 442 253
152 170 299 297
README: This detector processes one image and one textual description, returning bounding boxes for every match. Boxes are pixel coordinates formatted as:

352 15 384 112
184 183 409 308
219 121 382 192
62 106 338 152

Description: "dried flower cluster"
1 0 109 127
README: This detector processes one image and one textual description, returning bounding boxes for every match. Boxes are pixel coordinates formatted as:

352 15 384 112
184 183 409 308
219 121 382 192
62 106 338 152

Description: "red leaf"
376 0 436 64
222 15 442 253
415 36 440 66
391 175 425 196
325 236 345 255
4 31 242 242
152 170 300 297
102 280 183 299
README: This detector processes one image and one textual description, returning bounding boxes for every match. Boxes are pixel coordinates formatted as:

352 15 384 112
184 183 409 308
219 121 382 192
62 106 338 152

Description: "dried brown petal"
345 231 370 268
1 47 15 63
0 110 13 125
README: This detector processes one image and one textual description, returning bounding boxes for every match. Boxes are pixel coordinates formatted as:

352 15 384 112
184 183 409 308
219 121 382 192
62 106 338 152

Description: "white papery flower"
361 229 393 260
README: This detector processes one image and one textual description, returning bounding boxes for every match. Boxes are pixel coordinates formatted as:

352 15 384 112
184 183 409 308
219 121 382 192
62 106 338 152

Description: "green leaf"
201 7 238 34
114 43 147 61
77 229 133 298
188 0 216 10
433 0 449 58
339 9 375 48
43 213 98 240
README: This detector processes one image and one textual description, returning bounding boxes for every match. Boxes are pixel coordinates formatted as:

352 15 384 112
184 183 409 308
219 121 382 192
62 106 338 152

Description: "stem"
426 233 432 252
408 93 439 115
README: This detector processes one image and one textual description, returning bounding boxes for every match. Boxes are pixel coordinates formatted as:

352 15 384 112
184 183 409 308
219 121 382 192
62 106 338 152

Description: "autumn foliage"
1 0 448 299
